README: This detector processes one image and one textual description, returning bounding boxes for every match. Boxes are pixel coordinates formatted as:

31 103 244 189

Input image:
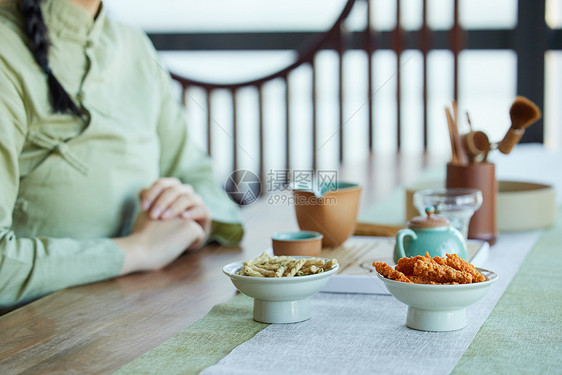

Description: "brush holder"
446 162 497 245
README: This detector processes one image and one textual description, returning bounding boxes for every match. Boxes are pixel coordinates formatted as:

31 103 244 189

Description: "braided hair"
20 0 82 116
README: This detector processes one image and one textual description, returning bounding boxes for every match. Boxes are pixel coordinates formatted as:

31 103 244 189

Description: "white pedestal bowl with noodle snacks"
223 254 339 323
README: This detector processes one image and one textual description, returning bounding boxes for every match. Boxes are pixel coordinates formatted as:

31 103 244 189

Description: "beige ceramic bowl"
496 181 556 231
271 231 323 257
293 182 361 248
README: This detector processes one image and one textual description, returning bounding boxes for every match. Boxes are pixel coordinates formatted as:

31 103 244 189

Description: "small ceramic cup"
271 231 323 257
292 182 361 248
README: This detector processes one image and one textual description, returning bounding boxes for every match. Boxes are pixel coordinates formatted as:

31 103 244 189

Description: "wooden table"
0 154 443 374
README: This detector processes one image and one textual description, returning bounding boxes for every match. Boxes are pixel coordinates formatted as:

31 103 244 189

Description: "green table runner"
452 206 562 374
115 294 264 375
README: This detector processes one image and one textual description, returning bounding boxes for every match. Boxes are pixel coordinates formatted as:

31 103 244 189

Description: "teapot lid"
408 206 451 229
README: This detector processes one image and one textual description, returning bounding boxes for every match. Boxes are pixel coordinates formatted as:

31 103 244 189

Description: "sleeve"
0 69 125 309
147 41 244 246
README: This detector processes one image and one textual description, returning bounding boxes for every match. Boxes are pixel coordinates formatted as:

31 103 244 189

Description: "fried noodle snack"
373 252 486 285
238 253 338 277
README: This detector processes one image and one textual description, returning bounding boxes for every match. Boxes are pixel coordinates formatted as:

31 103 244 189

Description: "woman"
0 0 243 308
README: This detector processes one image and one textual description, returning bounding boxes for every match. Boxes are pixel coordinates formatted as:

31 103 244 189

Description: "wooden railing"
148 0 560 187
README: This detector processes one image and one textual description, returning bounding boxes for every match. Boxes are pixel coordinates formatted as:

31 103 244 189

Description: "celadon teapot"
394 207 468 263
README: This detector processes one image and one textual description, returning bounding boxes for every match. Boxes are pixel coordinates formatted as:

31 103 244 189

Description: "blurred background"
104 0 562 182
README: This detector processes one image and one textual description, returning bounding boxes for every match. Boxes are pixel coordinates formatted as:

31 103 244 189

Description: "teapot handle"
395 228 417 259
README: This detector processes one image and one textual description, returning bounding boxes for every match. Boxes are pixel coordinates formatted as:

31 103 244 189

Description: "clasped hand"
140 177 211 233
115 178 211 275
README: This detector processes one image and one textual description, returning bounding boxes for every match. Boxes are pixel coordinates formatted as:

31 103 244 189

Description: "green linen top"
0 0 243 308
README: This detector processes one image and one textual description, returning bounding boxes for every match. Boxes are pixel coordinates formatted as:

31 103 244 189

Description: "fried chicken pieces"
373 253 486 285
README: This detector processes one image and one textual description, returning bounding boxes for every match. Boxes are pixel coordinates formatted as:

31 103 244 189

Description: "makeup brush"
497 96 542 154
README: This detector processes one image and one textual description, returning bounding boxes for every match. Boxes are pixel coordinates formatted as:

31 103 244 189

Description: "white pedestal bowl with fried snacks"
377 268 498 331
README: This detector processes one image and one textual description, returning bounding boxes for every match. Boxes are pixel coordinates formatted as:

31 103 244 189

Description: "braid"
20 0 81 117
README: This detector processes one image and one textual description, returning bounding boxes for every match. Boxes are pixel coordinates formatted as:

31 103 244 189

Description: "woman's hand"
114 212 206 275
139 178 211 233
115 178 213 275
